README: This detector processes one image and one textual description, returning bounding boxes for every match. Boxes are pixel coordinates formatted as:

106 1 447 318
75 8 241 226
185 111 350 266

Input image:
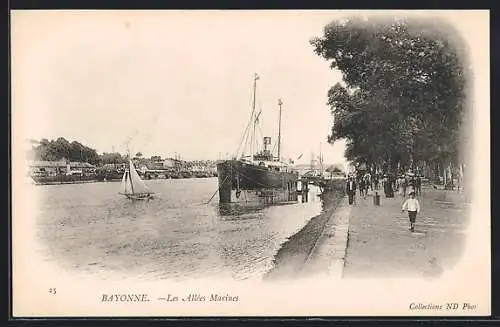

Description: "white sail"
120 170 133 195
128 159 152 195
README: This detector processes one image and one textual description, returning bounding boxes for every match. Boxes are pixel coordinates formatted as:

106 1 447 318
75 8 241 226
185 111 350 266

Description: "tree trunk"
449 162 454 190
458 162 464 192
443 164 446 186
463 162 471 203
434 161 441 184
443 162 454 190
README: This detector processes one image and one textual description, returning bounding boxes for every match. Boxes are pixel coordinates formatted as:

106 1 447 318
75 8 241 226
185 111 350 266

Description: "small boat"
120 159 155 200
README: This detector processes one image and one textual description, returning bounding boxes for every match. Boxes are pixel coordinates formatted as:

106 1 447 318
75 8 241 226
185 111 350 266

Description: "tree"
100 152 126 165
54 137 72 159
70 141 85 161
311 16 467 175
81 145 100 164
32 137 100 164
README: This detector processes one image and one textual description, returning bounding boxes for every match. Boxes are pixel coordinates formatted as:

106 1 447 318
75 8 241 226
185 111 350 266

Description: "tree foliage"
32 137 100 164
311 16 468 172
100 152 127 164
30 137 132 165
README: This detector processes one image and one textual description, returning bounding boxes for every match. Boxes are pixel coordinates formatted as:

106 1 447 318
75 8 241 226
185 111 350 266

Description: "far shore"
29 175 220 186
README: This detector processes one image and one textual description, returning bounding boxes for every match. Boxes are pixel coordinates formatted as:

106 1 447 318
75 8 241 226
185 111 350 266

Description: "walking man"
408 176 416 194
358 177 365 198
346 177 357 205
402 191 420 232
416 175 422 196
373 174 379 191
364 173 371 194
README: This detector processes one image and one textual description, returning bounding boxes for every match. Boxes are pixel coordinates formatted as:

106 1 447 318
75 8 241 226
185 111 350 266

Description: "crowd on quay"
344 171 423 203
344 170 424 232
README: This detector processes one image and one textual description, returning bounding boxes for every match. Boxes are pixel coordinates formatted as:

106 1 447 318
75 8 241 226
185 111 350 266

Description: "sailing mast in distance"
251 73 259 157
278 98 283 161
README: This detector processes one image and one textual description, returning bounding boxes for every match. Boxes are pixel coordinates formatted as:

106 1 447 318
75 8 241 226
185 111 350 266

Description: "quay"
341 187 469 279
265 185 470 280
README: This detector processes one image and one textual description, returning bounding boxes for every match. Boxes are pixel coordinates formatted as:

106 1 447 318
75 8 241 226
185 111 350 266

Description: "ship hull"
123 193 154 200
216 160 299 204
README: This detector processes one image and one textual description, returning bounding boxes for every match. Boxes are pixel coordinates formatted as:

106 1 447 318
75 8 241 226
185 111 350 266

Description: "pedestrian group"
345 171 422 232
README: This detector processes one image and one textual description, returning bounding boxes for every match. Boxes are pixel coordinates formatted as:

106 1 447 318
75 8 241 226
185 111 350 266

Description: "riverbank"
30 175 217 185
31 179 100 185
264 181 345 281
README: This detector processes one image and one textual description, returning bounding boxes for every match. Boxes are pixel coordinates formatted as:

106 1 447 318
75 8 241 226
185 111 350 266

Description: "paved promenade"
304 186 470 279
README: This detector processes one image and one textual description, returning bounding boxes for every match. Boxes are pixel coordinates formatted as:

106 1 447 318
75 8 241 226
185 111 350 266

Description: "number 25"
49 288 56 295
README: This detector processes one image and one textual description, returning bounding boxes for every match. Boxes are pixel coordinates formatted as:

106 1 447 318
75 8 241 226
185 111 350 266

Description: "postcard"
11 9 490 317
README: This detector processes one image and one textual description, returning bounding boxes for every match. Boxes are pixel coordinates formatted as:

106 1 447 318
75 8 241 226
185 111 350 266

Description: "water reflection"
217 201 305 217
217 203 267 217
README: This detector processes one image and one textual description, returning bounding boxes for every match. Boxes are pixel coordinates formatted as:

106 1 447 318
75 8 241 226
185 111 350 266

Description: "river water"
34 178 324 282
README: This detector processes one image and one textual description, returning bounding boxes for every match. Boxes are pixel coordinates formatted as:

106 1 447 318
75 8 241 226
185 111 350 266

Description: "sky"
12 10 487 167
12 10 349 166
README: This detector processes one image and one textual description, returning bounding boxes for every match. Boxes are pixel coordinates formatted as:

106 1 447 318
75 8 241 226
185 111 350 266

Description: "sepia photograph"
11 10 490 317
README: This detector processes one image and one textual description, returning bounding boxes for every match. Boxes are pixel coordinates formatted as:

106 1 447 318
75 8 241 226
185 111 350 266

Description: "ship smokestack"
263 137 271 154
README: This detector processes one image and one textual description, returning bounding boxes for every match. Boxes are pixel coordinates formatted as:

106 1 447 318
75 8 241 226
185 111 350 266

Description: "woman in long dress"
398 176 407 198
383 175 393 198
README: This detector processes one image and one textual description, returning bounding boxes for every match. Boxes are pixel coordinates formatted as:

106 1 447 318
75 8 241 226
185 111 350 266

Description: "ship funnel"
263 137 271 152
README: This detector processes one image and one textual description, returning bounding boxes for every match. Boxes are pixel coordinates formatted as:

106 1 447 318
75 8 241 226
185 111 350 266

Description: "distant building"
162 159 176 169
325 164 345 173
145 159 165 170
28 158 96 177
294 163 345 177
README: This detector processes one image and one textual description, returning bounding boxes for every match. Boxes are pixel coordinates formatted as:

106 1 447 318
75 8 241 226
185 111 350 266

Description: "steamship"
216 74 299 205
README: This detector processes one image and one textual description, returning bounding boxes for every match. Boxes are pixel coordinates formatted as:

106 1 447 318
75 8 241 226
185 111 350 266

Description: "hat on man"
409 191 415 196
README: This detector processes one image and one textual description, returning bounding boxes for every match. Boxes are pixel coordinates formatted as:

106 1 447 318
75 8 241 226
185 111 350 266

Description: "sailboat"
120 158 154 200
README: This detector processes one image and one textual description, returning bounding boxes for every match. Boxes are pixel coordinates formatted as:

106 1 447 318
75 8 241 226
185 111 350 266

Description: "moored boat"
216 74 298 205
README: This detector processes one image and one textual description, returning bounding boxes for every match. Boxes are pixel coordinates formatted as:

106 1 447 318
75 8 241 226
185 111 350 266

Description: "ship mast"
129 158 135 195
126 146 135 195
251 73 259 156
277 98 283 160
236 73 260 158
